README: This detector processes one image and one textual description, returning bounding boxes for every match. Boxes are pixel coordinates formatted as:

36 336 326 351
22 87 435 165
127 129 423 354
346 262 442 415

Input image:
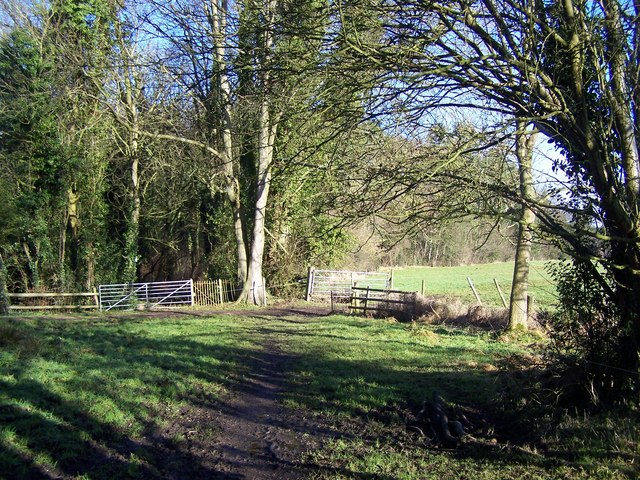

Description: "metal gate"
98 280 194 311
305 268 390 301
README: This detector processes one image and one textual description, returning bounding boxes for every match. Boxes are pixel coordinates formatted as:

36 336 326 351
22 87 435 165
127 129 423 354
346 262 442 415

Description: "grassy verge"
0 310 636 479
387 261 558 310
0 313 260 478
274 314 637 479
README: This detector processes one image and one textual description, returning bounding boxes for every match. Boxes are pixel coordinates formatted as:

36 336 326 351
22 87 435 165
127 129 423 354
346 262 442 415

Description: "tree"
0 254 9 314
0 0 122 292
336 0 640 396
141 0 332 303
507 121 538 331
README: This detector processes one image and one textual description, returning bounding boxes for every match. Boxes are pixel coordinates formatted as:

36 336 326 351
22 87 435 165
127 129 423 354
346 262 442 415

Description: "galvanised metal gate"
98 280 194 311
305 268 390 301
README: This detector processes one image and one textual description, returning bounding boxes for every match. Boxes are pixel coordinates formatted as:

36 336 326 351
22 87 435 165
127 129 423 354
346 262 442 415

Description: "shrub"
546 260 632 404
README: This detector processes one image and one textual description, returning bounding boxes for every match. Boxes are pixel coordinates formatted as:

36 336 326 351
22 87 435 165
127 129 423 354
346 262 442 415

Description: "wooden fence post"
93 287 99 308
467 277 482 305
305 266 315 301
493 278 508 308
363 286 370 316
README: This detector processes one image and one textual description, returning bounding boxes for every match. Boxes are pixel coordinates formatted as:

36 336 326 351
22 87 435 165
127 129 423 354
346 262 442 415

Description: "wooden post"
349 287 354 313
93 287 99 308
363 286 370 316
494 278 508 308
390 269 395 290
421 279 426 296
331 291 335 312
262 276 267 306
305 266 315 301
526 295 533 320
467 277 482 305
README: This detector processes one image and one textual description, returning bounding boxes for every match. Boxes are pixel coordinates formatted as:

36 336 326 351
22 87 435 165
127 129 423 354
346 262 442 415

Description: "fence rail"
8 292 99 311
349 286 417 319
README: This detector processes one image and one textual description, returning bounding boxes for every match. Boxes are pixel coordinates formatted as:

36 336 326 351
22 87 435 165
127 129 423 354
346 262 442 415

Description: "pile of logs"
406 394 477 449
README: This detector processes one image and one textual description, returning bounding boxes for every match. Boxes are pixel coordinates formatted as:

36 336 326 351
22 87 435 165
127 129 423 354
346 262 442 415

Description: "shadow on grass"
0 314 631 479
0 316 265 478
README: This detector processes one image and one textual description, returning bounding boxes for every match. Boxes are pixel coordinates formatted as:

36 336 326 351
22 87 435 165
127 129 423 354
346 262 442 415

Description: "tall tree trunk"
238 101 278 305
67 188 80 287
119 35 142 284
237 0 279 305
85 243 95 291
207 0 249 286
123 148 140 283
507 121 537 331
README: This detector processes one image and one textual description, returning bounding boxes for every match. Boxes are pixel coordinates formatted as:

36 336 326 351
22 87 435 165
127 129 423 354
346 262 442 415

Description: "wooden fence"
8 292 99 311
6 279 235 312
349 286 417 319
193 279 235 306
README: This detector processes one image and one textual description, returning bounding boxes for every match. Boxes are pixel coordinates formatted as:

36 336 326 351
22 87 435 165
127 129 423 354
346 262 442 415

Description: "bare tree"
336 0 640 391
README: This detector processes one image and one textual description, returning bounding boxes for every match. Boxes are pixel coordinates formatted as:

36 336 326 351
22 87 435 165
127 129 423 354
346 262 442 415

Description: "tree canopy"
1 0 638 400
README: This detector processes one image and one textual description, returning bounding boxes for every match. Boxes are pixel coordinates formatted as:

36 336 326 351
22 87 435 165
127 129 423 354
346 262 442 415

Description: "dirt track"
141 306 340 479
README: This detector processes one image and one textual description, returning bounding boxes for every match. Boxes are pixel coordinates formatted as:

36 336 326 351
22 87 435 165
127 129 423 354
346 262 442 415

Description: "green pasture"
0 311 636 479
387 261 558 310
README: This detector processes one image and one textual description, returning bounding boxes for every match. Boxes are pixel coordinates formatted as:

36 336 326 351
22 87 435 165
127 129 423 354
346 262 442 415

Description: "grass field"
386 261 558 310
0 310 636 479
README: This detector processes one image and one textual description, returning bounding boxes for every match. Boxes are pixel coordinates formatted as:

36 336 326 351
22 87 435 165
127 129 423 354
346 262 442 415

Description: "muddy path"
201 342 318 478
147 307 343 479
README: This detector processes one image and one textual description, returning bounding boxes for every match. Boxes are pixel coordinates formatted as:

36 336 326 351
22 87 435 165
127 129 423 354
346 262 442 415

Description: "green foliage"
547 260 634 404
0 3 121 291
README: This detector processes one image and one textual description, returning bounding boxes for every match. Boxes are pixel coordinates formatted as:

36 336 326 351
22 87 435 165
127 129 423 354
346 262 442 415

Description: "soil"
131 305 343 479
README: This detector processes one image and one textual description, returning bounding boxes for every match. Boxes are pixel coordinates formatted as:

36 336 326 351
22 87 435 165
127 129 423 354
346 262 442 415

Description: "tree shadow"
1 313 632 479
0 317 271 478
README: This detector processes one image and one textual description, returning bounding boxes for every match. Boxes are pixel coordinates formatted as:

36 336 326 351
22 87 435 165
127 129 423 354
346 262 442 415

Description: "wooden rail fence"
6 279 235 312
8 292 99 311
349 286 417 319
